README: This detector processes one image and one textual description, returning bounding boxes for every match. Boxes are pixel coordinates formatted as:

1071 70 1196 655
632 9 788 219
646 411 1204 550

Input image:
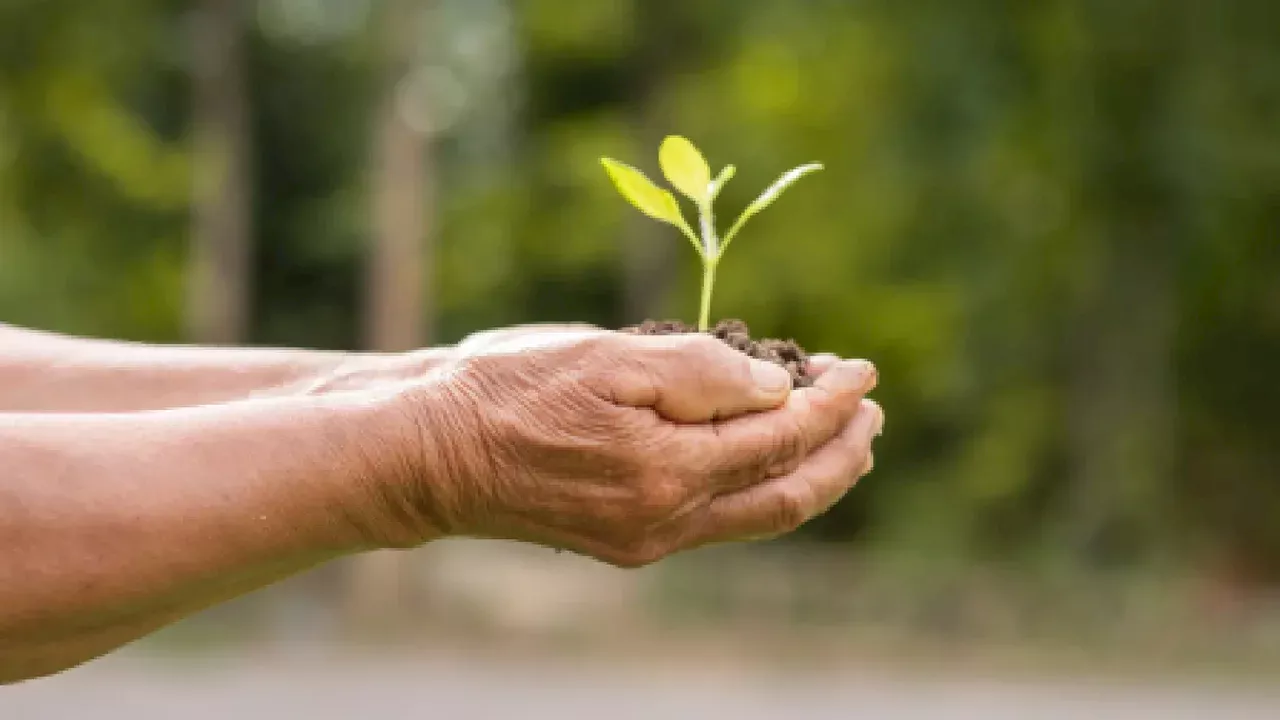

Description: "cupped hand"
371 329 882 567
294 323 598 397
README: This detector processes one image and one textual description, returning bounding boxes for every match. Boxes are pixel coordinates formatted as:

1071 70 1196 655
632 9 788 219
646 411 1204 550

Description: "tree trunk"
187 0 252 344
1060 0 1184 566
365 8 432 354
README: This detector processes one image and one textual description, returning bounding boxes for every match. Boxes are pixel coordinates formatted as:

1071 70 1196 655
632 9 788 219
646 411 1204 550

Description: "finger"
455 324 601 354
511 322 600 335
805 353 840 378
698 399 884 543
798 398 883 514
602 332 796 423
705 358 877 491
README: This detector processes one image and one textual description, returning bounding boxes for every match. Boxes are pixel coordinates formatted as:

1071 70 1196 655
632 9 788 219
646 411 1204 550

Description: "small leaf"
600 157 703 255
709 164 736 200
600 157 686 225
745 162 823 216
720 162 823 253
658 135 712 205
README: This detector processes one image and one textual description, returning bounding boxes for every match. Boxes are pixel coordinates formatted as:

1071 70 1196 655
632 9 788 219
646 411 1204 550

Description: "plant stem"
695 200 719 332
698 257 717 332
698 202 717 257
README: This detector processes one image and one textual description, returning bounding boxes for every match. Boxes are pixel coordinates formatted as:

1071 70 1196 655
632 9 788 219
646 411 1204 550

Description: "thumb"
603 333 793 423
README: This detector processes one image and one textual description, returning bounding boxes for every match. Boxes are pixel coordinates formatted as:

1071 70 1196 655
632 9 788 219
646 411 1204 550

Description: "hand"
294 323 596 397
369 329 882 567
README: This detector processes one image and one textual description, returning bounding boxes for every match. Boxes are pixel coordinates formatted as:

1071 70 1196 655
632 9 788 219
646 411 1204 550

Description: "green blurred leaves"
3 0 1278 573
44 70 190 209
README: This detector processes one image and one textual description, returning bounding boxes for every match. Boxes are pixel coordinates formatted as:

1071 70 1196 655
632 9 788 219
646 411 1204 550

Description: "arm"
0 329 881 683
0 322 448 412
0 394 398 682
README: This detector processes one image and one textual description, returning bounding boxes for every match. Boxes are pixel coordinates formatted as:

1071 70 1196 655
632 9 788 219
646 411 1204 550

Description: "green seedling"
601 136 822 331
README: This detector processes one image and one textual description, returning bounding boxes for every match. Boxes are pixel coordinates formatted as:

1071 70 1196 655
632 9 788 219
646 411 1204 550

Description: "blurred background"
2 0 1279 717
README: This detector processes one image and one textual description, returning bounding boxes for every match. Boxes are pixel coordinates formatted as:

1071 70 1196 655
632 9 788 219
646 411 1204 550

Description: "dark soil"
622 318 813 388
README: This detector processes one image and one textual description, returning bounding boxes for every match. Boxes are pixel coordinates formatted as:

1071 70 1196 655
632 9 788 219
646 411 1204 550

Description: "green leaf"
600 157 702 254
709 164 736 201
600 157 682 223
720 162 823 253
745 162 824 217
658 135 712 205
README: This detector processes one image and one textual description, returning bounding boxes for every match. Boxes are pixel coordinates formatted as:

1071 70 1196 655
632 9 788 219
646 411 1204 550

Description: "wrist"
271 346 457 400
208 392 414 557
321 379 464 550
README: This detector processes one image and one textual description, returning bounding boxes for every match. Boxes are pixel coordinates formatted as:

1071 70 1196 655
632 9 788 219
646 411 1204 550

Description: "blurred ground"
12 540 1278 718
5 651 1278 720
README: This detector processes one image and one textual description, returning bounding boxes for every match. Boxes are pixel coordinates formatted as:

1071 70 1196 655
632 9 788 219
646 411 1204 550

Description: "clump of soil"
622 318 813 388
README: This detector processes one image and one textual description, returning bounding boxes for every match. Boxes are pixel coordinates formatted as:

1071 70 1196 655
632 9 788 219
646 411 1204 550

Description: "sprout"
601 136 822 331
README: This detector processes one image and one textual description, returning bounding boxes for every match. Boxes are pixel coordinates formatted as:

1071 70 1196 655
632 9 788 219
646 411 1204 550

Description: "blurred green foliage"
1 0 1277 580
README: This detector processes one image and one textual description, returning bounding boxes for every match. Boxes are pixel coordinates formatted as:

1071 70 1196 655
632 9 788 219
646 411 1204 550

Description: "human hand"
293 323 596 397
366 329 882 567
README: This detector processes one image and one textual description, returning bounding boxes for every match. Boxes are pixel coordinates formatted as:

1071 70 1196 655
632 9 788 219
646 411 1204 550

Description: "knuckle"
736 415 806 479
799 387 849 438
774 485 813 532
845 431 874 469
769 415 809 473
805 384 842 417
667 435 718 479
635 475 686 515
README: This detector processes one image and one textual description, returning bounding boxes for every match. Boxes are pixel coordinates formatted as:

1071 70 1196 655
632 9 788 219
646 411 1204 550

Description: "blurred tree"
1 0 1278 583
364 0 433 354
188 0 253 344
0 0 189 340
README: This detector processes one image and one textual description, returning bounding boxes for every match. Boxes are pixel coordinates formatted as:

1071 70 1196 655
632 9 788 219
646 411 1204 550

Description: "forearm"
0 323 447 412
0 394 409 682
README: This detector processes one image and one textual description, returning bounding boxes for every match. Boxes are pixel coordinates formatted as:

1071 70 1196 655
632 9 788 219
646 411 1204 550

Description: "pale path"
4 652 1278 720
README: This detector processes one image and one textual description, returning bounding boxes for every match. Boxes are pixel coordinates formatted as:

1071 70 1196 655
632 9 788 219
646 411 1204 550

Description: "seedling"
601 136 822 331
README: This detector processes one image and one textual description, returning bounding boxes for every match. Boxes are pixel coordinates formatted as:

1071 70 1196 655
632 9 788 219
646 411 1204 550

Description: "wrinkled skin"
0 321 880 683
370 326 882 568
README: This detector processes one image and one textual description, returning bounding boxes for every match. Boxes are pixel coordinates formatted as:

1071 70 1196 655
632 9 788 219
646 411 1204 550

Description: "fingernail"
858 361 879 393
750 360 792 395
869 400 885 436
832 360 877 393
